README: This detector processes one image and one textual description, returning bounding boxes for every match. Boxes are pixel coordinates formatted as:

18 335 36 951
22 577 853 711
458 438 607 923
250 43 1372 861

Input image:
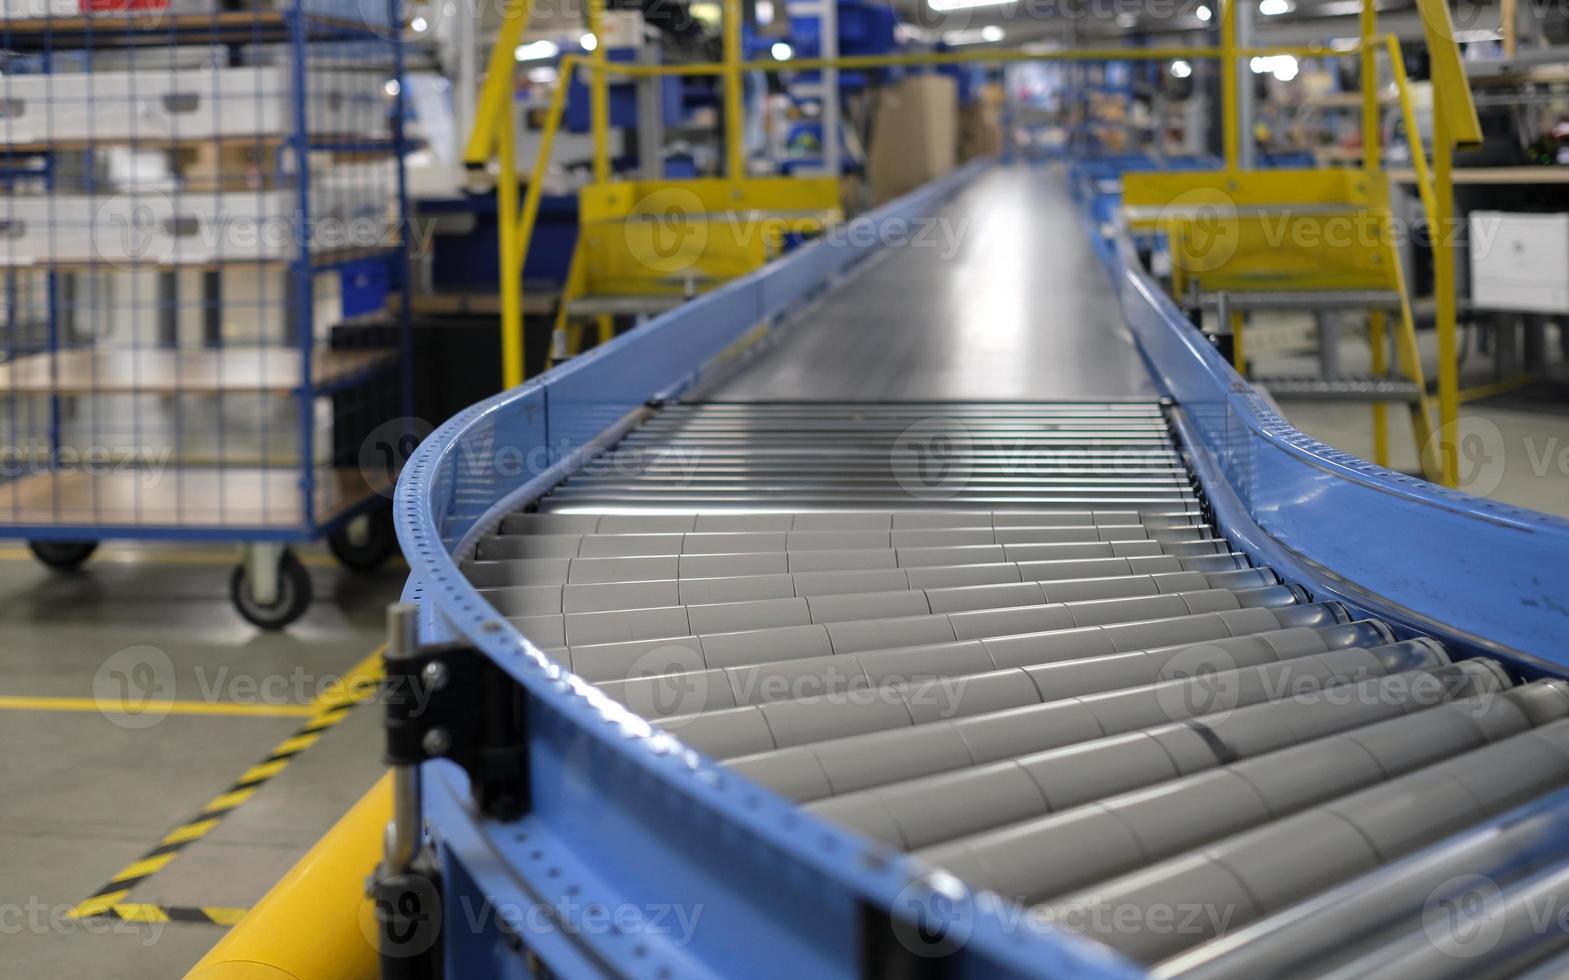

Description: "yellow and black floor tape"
68 648 385 925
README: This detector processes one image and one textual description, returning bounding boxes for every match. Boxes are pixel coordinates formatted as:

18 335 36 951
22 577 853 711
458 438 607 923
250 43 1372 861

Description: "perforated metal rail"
456 401 1569 977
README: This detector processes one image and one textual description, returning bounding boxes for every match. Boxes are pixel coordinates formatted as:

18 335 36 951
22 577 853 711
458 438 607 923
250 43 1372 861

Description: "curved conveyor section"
458 398 1569 976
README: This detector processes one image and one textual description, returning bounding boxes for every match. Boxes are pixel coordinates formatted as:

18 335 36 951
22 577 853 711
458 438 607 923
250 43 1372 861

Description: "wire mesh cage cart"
0 0 414 627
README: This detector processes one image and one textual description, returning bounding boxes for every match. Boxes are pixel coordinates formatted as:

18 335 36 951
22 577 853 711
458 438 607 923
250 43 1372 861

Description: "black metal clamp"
373 604 533 980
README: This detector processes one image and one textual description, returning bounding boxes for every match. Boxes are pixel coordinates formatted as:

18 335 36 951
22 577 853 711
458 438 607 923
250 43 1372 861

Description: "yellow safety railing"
465 0 1480 487
466 36 1346 389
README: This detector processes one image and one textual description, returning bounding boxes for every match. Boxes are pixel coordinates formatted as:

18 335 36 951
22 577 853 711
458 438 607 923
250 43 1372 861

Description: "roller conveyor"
453 397 1569 974
396 167 1569 980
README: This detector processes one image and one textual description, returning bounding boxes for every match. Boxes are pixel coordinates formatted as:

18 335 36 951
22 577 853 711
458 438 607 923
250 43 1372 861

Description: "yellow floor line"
0 696 320 718
67 645 388 922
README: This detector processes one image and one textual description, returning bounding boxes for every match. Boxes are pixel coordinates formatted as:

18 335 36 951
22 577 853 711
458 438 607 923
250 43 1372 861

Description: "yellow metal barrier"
185 774 389 980
463 0 1480 486
469 38 1347 388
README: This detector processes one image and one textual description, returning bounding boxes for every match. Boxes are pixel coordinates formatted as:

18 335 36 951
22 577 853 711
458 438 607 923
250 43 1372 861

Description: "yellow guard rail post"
1415 0 1483 486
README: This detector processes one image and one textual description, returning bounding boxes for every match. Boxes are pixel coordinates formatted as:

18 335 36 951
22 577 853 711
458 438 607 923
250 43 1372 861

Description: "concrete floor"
0 543 402 978
1246 315 1569 519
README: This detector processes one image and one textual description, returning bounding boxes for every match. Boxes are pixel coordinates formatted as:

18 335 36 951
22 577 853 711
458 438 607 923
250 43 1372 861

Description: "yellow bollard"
186 774 391 980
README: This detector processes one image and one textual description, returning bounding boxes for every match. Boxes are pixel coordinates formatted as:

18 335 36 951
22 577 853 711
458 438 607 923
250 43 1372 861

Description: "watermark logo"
360 416 434 498
354 0 411 41
1423 874 1507 959
93 192 176 269
1428 415 1508 498
1154 644 1241 724
621 644 710 725
1159 187 1240 275
892 418 974 501
93 645 177 730
624 188 709 275
362 873 444 958
890 873 974 958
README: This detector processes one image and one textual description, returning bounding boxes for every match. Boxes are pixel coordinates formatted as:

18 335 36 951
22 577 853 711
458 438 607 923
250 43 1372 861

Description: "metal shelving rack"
0 0 413 627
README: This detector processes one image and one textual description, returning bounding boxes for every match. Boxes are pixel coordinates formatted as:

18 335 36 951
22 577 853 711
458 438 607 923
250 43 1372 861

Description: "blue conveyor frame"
395 157 1569 979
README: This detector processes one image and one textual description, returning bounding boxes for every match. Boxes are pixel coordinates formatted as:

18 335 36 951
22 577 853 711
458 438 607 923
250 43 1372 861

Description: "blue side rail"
395 157 1569 979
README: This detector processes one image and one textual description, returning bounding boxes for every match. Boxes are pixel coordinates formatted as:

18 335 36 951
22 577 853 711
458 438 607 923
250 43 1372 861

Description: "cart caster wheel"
230 550 312 630
328 510 396 573
28 540 99 572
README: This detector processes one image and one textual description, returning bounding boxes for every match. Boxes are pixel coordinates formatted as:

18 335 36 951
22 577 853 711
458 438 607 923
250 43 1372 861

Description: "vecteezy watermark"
887 872 1239 958
892 417 975 501
90 645 436 729
0 442 172 486
1422 870 1569 959
92 645 178 730
619 188 972 277
90 193 436 271
621 645 976 726
360 418 711 498
1156 195 1515 277
361 890 705 958
360 417 436 498
0 897 164 945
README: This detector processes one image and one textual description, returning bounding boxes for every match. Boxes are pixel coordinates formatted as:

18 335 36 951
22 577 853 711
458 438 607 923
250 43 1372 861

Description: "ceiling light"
515 39 559 61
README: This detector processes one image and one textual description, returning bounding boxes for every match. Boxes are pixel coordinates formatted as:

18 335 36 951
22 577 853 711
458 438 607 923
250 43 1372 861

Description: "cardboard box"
959 101 1003 161
867 74 958 205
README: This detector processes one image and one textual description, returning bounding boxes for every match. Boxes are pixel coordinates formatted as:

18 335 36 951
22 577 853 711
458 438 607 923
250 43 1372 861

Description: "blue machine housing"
397 158 1569 978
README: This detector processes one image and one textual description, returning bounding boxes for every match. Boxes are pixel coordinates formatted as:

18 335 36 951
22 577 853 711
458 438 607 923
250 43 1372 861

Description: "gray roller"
719 640 1450 799
604 618 1378 718
915 671 1548 902
810 653 1501 850
505 568 1274 649
462 537 1237 589
1038 714 1569 964
598 609 1358 717
475 520 1215 561
557 585 1307 683
1159 754 1569 979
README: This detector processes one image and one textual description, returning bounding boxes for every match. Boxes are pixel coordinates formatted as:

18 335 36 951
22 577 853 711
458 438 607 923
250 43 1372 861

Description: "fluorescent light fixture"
943 25 1005 45
581 32 599 51
929 0 1015 12
756 0 774 25
1196 4 1211 21
515 39 559 61
1171 59 1192 78
1259 0 1290 15
771 41 793 60
527 66 558 84
1249 54 1298 80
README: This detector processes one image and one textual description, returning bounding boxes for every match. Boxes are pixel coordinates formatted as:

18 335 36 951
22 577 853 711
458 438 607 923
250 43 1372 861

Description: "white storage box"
0 0 80 18
1470 210 1569 314
0 185 385 265
0 65 386 146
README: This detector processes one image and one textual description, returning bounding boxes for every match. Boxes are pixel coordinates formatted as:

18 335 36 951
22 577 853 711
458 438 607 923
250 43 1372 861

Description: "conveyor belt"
461 399 1569 975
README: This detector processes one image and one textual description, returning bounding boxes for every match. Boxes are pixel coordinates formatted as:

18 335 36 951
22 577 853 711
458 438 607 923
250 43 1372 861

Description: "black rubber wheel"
327 509 396 573
28 540 99 571
230 550 313 630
